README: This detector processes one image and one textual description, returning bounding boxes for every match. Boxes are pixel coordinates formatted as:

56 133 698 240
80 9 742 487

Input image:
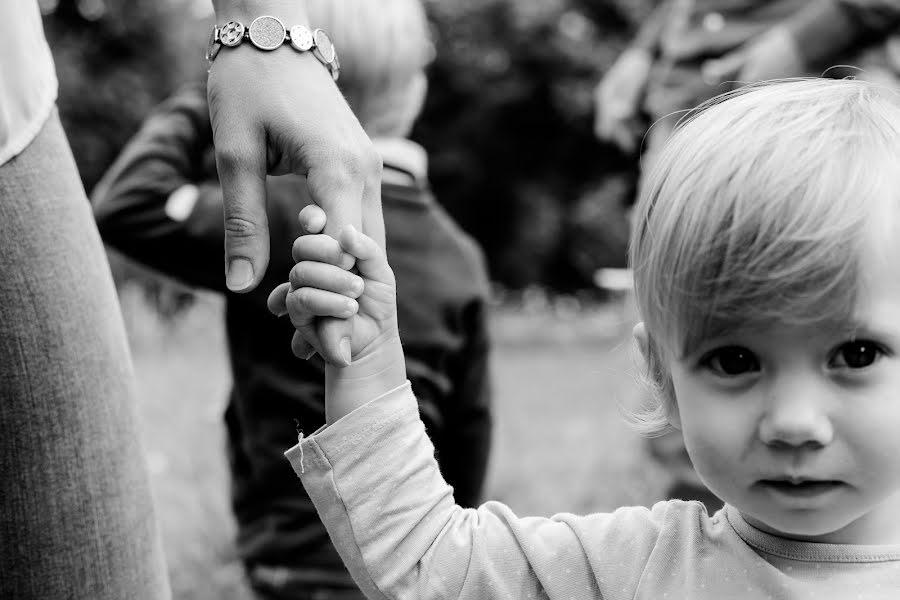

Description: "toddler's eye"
701 346 760 376
829 340 884 370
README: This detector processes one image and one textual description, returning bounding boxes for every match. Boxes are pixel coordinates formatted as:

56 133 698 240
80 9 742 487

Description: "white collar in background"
372 137 428 187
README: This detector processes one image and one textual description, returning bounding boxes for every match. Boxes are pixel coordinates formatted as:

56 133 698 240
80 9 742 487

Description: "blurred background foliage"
43 0 657 293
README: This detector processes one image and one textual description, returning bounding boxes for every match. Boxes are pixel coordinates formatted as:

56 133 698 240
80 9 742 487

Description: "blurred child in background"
281 77 900 599
594 0 900 508
92 1 493 598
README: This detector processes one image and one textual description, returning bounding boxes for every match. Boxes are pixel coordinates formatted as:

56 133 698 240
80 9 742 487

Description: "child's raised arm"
275 207 679 600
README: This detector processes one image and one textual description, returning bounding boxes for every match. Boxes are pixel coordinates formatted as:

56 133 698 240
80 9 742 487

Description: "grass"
120 284 666 599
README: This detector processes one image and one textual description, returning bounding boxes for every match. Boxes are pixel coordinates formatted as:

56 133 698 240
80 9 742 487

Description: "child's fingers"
266 281 291 316
292 234 357 271
298 204 327 235
289 261 364 299
339 225 393 284
291 330 317 360
286 286 359 319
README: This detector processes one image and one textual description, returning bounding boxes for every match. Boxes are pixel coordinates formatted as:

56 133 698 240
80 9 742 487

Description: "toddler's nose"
758 382 834 449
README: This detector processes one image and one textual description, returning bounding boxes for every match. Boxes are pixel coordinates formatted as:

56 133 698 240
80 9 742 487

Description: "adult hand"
702 26 805 86
209 1 385 359
208 49 383 292
593 48 653 154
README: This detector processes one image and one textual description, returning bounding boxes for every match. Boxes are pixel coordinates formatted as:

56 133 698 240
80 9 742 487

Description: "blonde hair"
629 78 900 435
303 0 433 136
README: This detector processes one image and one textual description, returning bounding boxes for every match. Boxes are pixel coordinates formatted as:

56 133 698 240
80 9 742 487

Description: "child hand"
270 205 407 421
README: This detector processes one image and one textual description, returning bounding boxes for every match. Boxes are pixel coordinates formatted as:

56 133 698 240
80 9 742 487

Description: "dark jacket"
92 84 493 574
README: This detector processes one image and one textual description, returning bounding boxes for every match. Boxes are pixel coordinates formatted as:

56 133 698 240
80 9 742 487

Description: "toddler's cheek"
683 431 740 488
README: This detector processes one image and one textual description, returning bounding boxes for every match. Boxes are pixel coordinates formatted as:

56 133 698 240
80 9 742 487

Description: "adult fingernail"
340 337 352 365
304 349 316 360
226 258 254 291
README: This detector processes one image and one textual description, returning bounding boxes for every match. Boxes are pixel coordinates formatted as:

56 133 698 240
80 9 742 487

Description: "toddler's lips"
756 479 846 500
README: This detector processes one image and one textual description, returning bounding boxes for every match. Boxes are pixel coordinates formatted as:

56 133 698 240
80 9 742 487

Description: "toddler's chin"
738 505 855 542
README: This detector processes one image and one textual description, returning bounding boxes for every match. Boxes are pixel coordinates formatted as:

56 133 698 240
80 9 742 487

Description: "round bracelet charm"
311 29 339 81
289 25 314 52
312 29 336 64
248 16 287 51
219 21 245 47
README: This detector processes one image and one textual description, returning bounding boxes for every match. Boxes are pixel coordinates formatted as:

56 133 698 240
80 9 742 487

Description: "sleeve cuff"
284 381 414 475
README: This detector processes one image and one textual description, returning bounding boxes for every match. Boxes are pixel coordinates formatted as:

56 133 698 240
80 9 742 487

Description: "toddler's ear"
632 322 650 365
632 322 682 430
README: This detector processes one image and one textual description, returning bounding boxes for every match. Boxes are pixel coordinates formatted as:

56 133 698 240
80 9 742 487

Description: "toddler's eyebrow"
833 320 889 342
676 323 759 359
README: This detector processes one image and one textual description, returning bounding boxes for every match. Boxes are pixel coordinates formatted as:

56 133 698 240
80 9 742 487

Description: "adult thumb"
214 121 271 293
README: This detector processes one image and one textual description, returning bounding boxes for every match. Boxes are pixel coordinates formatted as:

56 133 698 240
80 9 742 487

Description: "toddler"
277 78 900 598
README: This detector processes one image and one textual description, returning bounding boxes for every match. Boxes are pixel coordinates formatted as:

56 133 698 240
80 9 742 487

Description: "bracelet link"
289 25 314 52
248 16 285 51
220 21 245 47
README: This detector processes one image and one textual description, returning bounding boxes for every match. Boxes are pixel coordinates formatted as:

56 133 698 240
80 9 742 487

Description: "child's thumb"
340 225 393 283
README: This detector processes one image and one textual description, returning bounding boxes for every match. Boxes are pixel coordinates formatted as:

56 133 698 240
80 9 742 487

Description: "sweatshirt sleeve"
785 0 900 67
285 384 667 600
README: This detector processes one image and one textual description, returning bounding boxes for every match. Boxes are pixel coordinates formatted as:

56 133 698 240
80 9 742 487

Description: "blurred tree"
43 0 209 195
416 0 657 290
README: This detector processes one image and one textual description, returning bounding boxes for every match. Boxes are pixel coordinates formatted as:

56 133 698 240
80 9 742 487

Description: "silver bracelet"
206 16 340 81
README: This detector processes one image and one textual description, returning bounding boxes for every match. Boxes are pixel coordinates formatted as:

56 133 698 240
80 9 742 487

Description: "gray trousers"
0 110 170 598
